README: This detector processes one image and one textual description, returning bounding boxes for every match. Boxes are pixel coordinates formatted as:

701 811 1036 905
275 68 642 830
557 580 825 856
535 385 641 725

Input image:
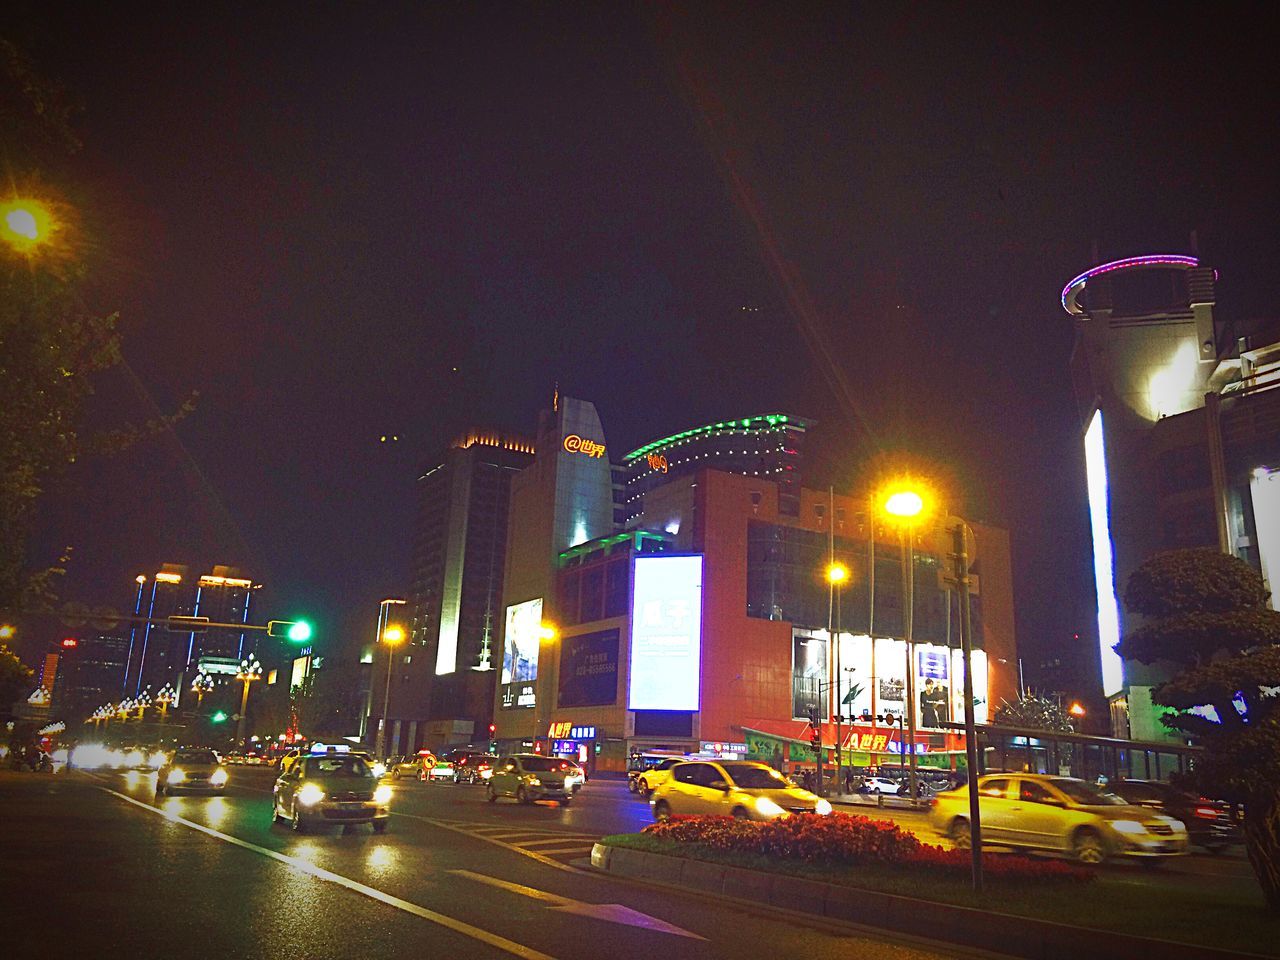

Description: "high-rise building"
55 633 129 716
620 413 811 523
369 430 535 755
123 564 261 697
1065 253 1280 739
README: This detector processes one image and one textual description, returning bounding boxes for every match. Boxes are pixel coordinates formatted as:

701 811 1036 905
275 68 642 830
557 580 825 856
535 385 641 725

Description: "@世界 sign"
563 435 606 458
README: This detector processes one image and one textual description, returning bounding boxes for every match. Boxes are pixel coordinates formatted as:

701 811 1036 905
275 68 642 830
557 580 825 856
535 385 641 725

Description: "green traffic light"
287 620 313 643
211 710 228 723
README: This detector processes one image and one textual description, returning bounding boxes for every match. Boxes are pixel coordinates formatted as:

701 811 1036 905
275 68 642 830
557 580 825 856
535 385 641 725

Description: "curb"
589 843 1268 960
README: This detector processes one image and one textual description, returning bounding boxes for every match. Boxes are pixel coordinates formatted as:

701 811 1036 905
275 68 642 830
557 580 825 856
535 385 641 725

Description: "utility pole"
902 528 920 801
948 518 984 894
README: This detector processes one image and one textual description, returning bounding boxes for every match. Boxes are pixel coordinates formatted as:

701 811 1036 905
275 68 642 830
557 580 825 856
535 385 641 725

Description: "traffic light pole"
949 519 984 895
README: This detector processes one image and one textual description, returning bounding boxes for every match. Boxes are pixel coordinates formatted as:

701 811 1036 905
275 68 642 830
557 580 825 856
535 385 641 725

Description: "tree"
1116 548 1280 913
0 643 33 708
993 693 1077 733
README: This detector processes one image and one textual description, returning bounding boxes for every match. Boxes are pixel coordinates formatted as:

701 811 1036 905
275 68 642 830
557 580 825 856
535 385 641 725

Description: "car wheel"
372 819 388 834
486 785 497 803
731 806 750 819
291 808 307 833
950 818 971 849
628 778 638 794
516 786 530 805
1072 828 1106 865
653 800 672 822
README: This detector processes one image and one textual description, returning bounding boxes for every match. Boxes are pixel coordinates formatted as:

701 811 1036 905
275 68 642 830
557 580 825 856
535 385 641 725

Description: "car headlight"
480 768 493 779
1110 819 1147 835
814 798 833 815
167 768 186 785
210 768 228 787
297 783 325 806
149 752 167 769
754 796 784 817
527 777 542 786
373 785 393 805
1168 819 1187 833
372 762 387 778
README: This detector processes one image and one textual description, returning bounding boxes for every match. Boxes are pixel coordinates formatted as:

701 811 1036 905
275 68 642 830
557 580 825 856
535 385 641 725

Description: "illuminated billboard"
1084 411 1124 697
628 555 703 711
501 598 543 685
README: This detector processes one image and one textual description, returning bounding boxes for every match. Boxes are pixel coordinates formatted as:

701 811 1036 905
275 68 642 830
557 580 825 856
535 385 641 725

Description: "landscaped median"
591 813 1275 960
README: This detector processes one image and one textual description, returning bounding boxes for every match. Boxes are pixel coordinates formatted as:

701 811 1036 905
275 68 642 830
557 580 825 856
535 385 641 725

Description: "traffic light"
267 619 313 642
211 710 228 723
487 723 498 753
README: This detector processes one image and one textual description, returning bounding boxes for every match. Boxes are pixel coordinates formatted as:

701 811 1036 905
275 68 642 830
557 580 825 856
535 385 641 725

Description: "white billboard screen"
628 555 703 711
502 598 543 685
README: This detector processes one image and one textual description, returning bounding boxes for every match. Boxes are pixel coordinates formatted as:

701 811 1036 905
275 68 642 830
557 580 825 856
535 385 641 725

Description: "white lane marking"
517 837 598 848
99 787 559 960
393 811 578 873
449 869 705 940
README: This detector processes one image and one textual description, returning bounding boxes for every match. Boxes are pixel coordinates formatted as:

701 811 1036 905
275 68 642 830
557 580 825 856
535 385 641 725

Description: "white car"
861 776 901 795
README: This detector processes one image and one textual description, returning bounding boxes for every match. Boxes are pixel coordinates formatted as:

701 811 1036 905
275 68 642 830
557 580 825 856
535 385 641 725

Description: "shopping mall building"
490 396 1017 775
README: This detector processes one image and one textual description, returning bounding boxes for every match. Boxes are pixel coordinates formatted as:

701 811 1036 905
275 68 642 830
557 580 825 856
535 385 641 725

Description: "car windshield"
306 756 374 778
519 757 559 772
722 764 791 789
1050 778 1127 805
173 750 217 764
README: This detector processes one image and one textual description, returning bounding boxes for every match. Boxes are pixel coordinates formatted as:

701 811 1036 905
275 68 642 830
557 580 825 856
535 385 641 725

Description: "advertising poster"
950 648 989 724
917 647 950 729
628 555 703 711
838 634 874 719
558 628 620 708
875 637 907 723
502 597 543 685
791 631 827 720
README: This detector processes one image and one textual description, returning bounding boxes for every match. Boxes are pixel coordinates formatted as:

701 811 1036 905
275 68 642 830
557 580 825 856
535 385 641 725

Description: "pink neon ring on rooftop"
1060 254 1200 316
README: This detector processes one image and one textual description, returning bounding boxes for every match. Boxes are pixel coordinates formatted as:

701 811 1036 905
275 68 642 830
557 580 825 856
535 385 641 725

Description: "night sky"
9 4 1280 701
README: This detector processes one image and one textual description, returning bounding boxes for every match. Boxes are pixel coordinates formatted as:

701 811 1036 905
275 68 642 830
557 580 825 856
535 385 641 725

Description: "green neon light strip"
622 413 804 462
557 530 671 561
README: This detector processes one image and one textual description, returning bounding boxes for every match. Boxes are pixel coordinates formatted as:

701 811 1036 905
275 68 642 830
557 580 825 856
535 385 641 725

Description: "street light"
234 657 262 747
191 671 214 707
375 625 405 758
0 198 54 253
155 684 176 722
824 562 850 796
0 624 15 640
876 479 935 803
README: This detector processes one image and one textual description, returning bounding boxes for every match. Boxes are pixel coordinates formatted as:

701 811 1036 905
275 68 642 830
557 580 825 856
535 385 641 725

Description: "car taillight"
1194 804 1219 819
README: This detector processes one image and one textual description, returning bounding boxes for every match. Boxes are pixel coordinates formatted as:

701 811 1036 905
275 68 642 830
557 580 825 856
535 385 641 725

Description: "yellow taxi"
929 773 1188 864
650 759 832 821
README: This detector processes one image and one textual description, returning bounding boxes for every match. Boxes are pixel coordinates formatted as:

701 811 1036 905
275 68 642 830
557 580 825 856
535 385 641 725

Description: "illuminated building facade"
374 430 535 754
1066 254 1280 739
492 460 1017 776
621 413 811 522
124 563 260 697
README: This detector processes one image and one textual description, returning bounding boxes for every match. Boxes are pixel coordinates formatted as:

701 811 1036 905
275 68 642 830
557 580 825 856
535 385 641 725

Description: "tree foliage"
992 694 1077 733
0 643 33 706
1119 548 1280 911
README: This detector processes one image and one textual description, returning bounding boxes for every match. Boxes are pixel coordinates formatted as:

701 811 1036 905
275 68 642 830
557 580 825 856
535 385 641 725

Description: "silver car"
485 754 581 805
156 748 228 796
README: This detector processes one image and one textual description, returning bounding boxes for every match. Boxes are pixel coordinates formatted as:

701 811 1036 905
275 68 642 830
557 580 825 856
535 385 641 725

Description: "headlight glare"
167 768 185 785
210 768 228 786
755 796 784 817
371 762 387 778
297 783 325 806
373 785 393 805
815 798 833 815
1110 819 1146 835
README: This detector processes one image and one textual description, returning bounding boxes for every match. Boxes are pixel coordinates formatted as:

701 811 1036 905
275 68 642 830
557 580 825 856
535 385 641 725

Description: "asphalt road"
0 768 986 960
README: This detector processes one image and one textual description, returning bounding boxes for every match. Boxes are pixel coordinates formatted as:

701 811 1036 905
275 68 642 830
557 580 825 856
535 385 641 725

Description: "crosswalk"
425 817 599 867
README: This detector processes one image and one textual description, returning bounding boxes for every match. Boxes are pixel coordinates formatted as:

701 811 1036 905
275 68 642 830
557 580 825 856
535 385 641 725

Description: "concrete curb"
589 842 1269 960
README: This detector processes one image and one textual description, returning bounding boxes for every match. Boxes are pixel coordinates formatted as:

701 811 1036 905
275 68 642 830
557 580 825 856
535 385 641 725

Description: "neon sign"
563 435 606 458
646 453 669 473
548 722 595 739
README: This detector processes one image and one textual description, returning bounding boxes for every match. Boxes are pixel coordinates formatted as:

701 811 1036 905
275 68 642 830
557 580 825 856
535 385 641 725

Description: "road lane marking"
449 869 705 940
517 837 598 848
99 787 560 960
393 811 579 872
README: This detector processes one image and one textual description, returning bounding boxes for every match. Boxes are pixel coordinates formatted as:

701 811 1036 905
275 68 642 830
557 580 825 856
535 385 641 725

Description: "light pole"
826 562 850 795
191 671 214 708
532 623 559 750
234 657 262 747
878 481 932 803
155 683 176 722
375 625 405 758
1 198 54 254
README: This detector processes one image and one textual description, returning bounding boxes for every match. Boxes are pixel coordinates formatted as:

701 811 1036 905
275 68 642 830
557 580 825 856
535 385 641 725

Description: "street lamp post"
234 657 262 747
826 562 850 795
375 626 405 758
879 484 929 802
155 684 175 723
191 671 214 709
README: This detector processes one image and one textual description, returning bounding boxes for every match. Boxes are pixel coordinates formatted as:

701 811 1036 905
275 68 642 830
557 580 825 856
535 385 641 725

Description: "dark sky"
10 3 1280 700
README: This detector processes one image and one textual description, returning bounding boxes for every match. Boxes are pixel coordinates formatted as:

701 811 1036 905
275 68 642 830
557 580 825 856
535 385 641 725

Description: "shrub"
642 813 1092 883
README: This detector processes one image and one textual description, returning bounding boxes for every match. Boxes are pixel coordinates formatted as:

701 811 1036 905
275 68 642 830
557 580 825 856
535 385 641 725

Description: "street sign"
167 615 211 633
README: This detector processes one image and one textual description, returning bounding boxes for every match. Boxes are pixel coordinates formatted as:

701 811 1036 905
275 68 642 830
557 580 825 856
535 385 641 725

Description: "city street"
0 769 978 960
3 765 1261 960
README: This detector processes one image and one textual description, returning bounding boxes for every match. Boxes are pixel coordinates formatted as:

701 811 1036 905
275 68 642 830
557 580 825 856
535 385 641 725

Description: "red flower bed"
642 813 1092 883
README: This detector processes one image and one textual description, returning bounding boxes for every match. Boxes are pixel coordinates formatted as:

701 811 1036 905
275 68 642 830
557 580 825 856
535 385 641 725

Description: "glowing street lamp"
1069 702 1086 720
1 198 54 253
0 624 15 640
155 683 176 721
823 562 851 794
191 671 214 707
235 657 262 746
374 625 406 757
875 479 936 803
